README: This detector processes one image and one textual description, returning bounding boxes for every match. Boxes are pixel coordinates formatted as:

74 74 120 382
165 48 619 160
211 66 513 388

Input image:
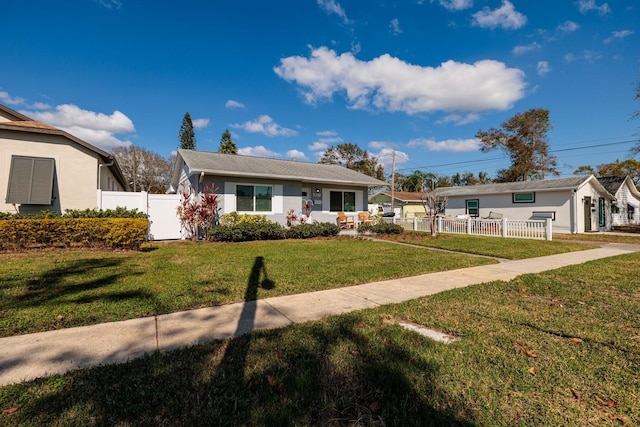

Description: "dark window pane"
255 186 272 211
329 191 342 212
343 192 355 212
236 185 254 211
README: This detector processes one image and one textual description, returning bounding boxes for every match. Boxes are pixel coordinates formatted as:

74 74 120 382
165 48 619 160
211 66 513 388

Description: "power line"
398 137 639 173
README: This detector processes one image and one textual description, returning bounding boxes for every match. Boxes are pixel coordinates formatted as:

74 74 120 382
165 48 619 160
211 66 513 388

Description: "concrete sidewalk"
1 244 637 386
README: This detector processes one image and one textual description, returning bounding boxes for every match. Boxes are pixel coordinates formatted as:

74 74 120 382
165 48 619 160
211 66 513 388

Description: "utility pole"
390 151 396 214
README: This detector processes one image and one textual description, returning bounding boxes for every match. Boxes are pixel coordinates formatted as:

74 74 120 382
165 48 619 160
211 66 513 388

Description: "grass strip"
373 233 598 259
0 239 494 337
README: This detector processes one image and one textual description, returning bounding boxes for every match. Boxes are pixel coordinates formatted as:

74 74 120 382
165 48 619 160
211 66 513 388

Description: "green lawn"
0 239 497 337
1 251 637 426
373 233 598 259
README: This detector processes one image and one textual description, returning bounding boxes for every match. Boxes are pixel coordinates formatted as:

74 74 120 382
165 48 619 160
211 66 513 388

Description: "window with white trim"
512 192 535 203
6 156 55 205
236 185 272 212
465 199 479 217
329 191 355 212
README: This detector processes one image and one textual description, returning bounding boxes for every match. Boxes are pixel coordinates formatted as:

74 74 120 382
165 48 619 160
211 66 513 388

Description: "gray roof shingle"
433 175 596 197
178 149 388 187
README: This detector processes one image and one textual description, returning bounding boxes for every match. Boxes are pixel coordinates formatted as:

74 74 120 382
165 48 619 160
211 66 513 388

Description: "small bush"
209 221 285 242
358 222 404 235
285 222 340 239
219 212 269 227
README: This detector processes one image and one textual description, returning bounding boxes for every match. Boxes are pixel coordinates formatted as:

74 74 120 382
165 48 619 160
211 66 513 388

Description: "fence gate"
97 190 182 240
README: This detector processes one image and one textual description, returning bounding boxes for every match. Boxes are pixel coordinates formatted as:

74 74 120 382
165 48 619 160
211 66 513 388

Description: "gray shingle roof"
433 175 597 197
178 149 388 187
596 175 626 195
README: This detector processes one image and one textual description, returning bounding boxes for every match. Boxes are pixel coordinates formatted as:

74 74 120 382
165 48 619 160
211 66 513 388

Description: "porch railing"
384 216 552 241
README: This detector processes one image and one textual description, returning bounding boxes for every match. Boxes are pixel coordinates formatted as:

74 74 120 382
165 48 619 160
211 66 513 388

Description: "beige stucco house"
0 104 128 215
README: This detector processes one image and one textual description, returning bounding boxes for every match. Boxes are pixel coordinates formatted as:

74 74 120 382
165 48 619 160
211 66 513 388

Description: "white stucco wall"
442 181 613 234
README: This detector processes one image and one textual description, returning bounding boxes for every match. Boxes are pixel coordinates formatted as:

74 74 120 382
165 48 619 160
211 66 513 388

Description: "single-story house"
169 149 388 225
433 175 615 234
597 175 640 226
368 191 425 218
0 104 128 215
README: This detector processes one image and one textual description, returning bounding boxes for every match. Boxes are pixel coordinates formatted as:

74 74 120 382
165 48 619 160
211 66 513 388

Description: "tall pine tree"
178 112 196 150
218 129 238 154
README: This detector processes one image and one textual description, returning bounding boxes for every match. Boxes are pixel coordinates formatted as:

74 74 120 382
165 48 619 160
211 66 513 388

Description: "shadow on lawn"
5 257 139 310
1 257 475 426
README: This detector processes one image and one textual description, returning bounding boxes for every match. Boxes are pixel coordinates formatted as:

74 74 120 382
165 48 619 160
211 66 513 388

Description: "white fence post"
467 217 472 235
437 216 442 234
546 218 553 241
502 218 508 238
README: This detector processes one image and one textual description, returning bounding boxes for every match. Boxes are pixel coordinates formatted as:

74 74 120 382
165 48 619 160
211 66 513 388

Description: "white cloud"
558 20 580 32
21 103 135 151
238 145 281 158
232 115 298 137
0 91 25 105
317 0 349 23
390 18 402 34
192 118 210 129
436 0 473 11
436 113 480 125
537 61 551 76
96 0 122 9
30 102 51 110
26 104 134 133
408 137 481 152
368 141 393 150
471 0 527 30
286 149 307 160
374 148 409 171
512 42 541 55
604 30 634 44
309 142 329 151
576 0 611 15
274 46 526 114
60 126 131 150
225 99 245 109
316 130 337 137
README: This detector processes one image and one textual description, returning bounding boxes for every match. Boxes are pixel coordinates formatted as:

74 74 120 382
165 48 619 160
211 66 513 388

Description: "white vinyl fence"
97 190 182 240
387 216 552 240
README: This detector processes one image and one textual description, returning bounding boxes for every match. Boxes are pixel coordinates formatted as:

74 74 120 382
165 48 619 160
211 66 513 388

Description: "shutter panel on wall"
6 156 55 205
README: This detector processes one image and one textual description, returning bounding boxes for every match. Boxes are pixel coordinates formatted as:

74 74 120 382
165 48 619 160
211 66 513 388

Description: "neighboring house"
597 175 640 226
433 175 615 234
169 149 388 225
0 104 128 215
368 191 425 218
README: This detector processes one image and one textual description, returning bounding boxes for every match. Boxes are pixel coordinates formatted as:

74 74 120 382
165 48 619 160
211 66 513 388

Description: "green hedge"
284 222 340 239
0 207 147 220
0 218 149 250
357 222 404 235
209 221 341 242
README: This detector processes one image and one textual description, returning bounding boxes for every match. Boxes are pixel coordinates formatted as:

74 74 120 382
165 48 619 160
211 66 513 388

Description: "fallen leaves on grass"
571 338 584 345
2 407 20 415
528 367 536 375
570 389 584 401
515 342 538 358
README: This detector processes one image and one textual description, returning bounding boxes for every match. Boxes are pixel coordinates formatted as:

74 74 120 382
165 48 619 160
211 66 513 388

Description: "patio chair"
337 212 355 229
358 212 375 225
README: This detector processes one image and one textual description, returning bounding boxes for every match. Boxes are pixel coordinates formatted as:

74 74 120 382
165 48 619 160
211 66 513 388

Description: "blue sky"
2 0 638 179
